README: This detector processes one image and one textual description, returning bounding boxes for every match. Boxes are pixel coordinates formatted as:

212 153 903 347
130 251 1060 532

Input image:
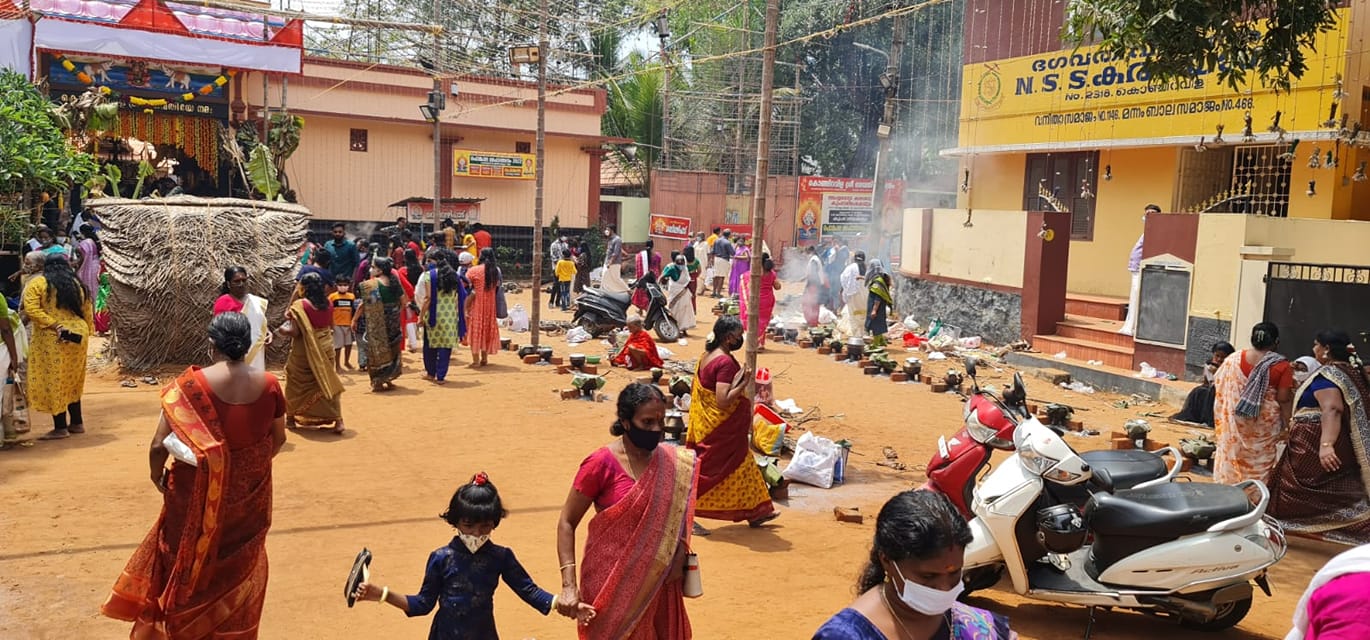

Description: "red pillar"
1021 211 1071 340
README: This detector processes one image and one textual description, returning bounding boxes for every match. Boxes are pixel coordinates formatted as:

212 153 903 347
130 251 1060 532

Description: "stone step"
1065 293 1128 321
1056 316 1134 349
1031 334 1135 370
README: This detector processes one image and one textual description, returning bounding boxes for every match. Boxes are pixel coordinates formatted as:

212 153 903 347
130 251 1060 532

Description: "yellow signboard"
958 10 1350 149
453 149 536 180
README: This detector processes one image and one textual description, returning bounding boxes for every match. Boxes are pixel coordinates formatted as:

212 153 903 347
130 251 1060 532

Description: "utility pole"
529 0 548 346
870 15 906 263
430 5 442 244
744 0 778 377
658 11 671 167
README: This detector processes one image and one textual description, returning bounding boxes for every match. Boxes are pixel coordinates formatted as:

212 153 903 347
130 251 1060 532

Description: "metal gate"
1264 263 1370 357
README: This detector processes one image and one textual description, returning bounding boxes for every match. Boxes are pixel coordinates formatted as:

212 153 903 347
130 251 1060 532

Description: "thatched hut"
86 197 309 371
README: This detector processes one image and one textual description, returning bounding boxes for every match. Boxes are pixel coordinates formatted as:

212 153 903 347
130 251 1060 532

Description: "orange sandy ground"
0 284 1347 639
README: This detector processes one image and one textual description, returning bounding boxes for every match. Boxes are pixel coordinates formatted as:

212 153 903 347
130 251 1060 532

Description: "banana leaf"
247 143 281 200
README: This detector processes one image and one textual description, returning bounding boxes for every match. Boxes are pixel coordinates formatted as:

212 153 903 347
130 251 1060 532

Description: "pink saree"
580 444 697 640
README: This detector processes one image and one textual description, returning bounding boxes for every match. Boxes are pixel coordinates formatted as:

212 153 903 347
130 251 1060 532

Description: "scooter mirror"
1089 467 1115 493
964 357 978 380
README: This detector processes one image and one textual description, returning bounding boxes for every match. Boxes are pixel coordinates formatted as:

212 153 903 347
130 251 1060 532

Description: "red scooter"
924 357 1180 519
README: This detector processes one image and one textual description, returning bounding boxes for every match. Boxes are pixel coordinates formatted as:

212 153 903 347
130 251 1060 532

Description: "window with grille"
1022 151 1099 240
349 128 367 152
515 141 531 154
1227 145 1291 217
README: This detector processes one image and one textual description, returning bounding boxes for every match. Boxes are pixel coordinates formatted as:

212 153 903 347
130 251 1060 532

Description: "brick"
858 359 871 368
1066 419 1084 431
1144 439 1169 452
833 352 846 361
582 365 598 375
556 365 571 375
522 355 541 365
834 507 864 524
818 347 831 355
1111 437 1134 450
1035 368 1072 386
560 389 580 400
549 356 564 365
864 366 880 375
932 383 948 393
891 372 908 382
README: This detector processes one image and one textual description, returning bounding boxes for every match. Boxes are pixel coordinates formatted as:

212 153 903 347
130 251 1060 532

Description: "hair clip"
473 472 489 486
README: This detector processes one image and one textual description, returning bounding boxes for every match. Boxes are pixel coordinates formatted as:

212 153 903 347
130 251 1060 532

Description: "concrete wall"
892 275 1022 346
605 196 651 243
649 170 798 258
927 209 1026 288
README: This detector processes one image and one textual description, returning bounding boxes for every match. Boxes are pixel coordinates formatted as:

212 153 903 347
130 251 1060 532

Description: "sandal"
67 424 85 434
120 379 138 388
38 429 70 440
691 522 712 537
748 512 780 528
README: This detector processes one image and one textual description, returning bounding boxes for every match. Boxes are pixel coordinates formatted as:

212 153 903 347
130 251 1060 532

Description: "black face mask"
626 424 662 451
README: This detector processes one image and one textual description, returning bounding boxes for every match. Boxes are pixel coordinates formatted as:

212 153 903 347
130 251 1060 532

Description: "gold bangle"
379 586 389 602
1321 442 1334 447
560 562 577 571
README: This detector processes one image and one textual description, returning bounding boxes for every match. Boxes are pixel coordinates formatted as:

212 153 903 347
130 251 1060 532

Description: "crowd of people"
10 210 1369 639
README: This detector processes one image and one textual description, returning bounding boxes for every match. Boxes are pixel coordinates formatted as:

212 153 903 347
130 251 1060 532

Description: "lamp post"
421 89 445 241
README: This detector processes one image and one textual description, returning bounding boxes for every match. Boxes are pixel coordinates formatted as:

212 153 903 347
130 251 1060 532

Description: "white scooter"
959 416 1287 636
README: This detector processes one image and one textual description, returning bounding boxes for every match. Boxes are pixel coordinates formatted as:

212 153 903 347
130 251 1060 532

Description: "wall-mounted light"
419 89 445 122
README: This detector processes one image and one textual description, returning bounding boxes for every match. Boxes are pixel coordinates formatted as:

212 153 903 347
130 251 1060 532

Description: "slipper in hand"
345 548 373 608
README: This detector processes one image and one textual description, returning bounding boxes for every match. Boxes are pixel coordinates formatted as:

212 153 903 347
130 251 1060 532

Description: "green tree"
1063 1 1340 91
0 70 98 197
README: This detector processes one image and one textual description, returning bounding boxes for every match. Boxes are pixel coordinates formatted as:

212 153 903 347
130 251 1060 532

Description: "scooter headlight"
1016 434 1061 476
965 408 1013 450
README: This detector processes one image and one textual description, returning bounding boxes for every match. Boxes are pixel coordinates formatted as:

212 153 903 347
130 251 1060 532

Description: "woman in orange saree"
556 383 697 639
686 316 777 534
1212 322 1294 485
103 312 287 639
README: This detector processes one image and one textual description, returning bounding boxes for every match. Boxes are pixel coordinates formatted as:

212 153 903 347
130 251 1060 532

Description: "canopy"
30 0 302 73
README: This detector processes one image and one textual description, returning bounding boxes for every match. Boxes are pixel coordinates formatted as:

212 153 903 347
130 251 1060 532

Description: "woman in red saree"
1268 331 1370 545
556 383 697 639
102 312 287 639
686 316 777 535
612 316 664 370
631 240 662 311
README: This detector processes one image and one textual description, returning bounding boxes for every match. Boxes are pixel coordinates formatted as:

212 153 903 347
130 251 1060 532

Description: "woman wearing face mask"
1292 356 1323 386
555 383 697 639
813 490 1016 640
686 316 777 535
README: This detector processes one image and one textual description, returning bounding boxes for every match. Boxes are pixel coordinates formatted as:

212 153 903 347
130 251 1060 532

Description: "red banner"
649 213 692 240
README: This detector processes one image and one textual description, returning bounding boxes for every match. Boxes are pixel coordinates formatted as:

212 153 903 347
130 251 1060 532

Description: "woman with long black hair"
279 272 345 432
463 247 502 367
352 257 410 390
399 247 424 351
25 254 93 440
415 249 467 383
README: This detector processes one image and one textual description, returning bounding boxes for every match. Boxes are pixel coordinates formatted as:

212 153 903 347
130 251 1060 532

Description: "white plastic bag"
656 345 675 360
163 432 198 467
509 304 530 332
818 306 838 325
782 431 840 489
566 326 592 344
1136 361 1157 379
902 315 921 333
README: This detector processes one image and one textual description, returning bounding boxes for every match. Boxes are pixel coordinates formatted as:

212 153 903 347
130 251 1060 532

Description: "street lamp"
420 89 445 122
422 88 446 241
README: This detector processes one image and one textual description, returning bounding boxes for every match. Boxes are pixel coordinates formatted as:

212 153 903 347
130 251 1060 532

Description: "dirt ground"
0 283 1348 639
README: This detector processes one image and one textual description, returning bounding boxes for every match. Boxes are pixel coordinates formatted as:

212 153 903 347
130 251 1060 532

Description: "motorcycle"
925 357 1180 520
957 414 1287 635
573 277 681 342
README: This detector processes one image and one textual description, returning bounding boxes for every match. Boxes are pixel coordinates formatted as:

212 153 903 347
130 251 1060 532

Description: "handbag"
494 268 508 319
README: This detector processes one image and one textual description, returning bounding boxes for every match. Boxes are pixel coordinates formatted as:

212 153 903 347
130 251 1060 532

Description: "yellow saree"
284 301 344 426
686 355 774 522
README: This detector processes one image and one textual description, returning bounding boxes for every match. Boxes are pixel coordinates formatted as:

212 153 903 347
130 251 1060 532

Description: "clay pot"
517 345 539 358
784 328 800 343
650 368 664 383
569 354 586 369
538 346 554 362
846 342 865 362
501 338 512 350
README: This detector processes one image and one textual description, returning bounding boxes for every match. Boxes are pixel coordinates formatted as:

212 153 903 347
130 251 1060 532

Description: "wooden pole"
745 0 779 378
529 0 548 346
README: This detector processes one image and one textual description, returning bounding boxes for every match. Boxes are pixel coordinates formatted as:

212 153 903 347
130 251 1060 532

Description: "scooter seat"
587 289 633 305
1080 449 1168 489
1085 483 1253 574
1087 483 1252 538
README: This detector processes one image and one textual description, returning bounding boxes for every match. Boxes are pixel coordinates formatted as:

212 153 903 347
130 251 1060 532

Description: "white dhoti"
1120 270 1141 336
844 291 867 339
666 276 696 331
600 263 629 293
241 294 269 372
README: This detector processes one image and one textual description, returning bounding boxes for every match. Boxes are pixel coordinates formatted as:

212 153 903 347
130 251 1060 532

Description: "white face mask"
458 533 489 554
891 561 964 616
1294 370 1312 386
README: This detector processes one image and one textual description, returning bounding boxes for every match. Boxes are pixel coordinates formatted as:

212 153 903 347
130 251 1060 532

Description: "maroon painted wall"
1142 213 1200 263
964 0 1065 65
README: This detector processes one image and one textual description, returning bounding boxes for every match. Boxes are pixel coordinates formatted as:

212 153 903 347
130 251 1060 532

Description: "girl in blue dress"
353 473 589 638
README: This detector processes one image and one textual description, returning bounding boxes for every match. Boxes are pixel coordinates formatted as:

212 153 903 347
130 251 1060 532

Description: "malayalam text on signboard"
453 149 537 180
649 214 692 241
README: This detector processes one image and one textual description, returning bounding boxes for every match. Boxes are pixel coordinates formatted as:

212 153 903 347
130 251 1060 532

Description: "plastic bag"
656 345 675 360
566 326 593 344
751 404 789 457
782 431 840 489
902 315 921 333
959 336 982 349
818 306 837 325
508 304 530 332
163 432 199 467
1136 362 1157 379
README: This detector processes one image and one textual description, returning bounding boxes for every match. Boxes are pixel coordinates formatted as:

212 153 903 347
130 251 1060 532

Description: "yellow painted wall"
958 155 1026 210
285 117 433 224
1190 215 1249 320
1067 146 1179 297
901 208 925 274
286 117 593 227
1245 216 1370 264
926 209 1026 288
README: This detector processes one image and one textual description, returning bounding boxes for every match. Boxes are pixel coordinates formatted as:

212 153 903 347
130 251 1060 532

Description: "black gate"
1264 263 1370 357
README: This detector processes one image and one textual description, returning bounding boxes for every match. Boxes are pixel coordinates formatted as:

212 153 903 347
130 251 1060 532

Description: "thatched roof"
86 197 310 370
